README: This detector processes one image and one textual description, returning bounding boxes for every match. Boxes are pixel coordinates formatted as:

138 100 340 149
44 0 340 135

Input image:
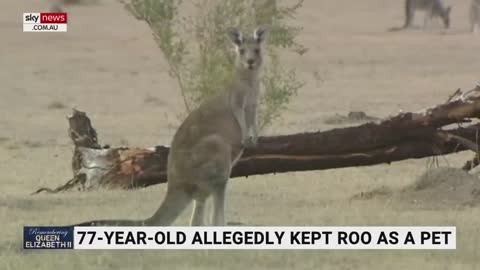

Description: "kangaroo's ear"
253 26 268 44
227 27 243 46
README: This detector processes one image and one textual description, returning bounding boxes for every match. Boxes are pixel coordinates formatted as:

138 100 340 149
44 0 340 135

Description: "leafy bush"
125 0 306 128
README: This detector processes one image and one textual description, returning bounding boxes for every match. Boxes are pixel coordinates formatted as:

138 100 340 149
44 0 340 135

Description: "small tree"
126 0 306 128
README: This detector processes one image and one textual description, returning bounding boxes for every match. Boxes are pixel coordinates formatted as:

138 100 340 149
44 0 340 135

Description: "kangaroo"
471 0 480 33
73 27 267 227
403 0 452 29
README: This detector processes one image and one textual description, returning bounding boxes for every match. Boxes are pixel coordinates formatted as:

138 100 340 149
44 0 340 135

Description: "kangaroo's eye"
239 49 245 55
254 49 260 55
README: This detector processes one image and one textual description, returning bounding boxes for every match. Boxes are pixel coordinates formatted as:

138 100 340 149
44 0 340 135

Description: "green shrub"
125 0 306 128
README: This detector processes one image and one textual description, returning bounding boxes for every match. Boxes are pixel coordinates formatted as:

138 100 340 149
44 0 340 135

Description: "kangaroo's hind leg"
424 7 434 29
403 0 415 28
189 135 234 226
190 198 207 226
212 182 228 226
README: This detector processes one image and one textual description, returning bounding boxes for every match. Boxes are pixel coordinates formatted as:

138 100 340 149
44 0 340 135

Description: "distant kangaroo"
471 0 480 33
73 27 268 226
404 0 452 29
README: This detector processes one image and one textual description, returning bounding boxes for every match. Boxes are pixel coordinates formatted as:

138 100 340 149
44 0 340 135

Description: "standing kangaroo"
403 0 452 29
73 27 267 226
471 0 480 34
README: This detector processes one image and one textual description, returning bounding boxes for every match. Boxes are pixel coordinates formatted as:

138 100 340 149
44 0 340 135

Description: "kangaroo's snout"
247 59 255 69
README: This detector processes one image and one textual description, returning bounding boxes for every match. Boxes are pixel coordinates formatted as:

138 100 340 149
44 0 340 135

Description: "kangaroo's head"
227 27 268 71
441 6 452 29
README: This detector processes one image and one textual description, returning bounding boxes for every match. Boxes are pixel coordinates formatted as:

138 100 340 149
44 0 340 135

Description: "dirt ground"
2 0 480 269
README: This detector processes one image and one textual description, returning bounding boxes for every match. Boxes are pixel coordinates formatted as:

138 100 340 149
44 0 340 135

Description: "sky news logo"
23 12 67 32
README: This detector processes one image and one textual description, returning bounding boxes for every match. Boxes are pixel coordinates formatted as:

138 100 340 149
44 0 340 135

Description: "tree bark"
33 86 480 193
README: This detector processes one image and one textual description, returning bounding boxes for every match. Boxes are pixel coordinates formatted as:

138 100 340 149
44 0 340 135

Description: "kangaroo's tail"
71 188 191 227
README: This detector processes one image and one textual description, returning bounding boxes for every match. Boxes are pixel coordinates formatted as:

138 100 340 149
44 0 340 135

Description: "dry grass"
2 0 480 269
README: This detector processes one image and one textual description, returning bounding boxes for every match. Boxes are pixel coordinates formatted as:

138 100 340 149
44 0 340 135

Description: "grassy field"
1 0 480 269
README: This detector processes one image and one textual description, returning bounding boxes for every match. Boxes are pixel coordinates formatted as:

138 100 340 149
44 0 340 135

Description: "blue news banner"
24 226 74 249
23 226 456 250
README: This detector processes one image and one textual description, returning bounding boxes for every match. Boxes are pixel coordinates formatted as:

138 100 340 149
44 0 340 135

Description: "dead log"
34 85 480 193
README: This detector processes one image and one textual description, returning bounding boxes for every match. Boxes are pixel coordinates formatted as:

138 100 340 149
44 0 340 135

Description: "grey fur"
404 0 452 29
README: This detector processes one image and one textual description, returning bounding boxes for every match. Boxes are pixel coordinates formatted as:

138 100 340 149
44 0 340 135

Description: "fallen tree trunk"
34 85 480 193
